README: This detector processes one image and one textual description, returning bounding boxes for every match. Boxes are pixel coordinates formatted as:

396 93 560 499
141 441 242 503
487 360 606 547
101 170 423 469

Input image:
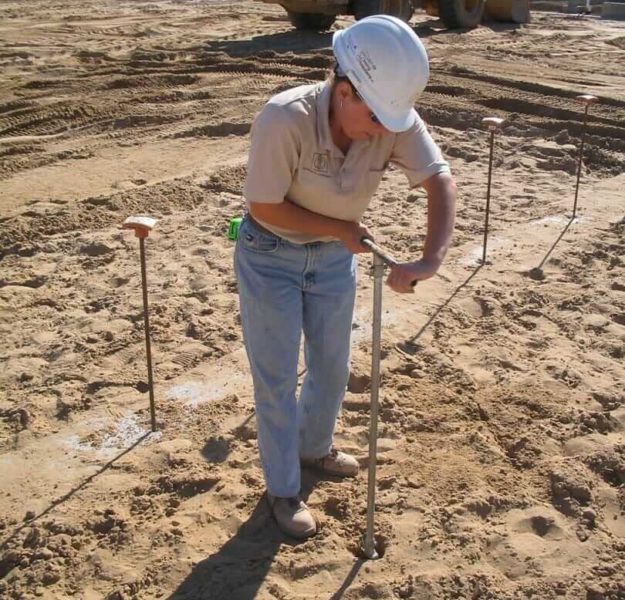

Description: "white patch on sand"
166 381 227 407
529 214 584 226
461 237 504 266
99 415 159 456
63 414 160 458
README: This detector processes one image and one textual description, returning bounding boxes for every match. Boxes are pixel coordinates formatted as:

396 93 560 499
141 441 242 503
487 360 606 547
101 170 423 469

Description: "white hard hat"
332 15 429 133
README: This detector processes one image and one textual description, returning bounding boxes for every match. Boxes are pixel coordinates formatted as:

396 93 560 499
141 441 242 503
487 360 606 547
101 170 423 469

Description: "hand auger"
572 95 599 218
122 215 158 432
359 237 416 560
481 117 504 265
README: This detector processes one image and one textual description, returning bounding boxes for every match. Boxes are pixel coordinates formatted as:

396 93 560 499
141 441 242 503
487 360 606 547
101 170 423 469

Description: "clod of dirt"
577 411 619 435
80 242 114 256
347 372 370 394
592 391 624 411
582 508 597 528
584 447 625 487
153 474 220 498
586 583 606 600
550 467 593 515
88 509 129 535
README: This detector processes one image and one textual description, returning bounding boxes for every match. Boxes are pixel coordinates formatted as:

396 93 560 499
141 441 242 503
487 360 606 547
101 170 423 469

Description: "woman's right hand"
339 222 373 254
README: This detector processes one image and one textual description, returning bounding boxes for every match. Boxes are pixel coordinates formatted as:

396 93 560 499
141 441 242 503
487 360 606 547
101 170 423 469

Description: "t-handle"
122 215 158 239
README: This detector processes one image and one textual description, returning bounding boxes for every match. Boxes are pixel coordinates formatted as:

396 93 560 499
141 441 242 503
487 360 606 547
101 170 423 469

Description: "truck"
256 0 529 31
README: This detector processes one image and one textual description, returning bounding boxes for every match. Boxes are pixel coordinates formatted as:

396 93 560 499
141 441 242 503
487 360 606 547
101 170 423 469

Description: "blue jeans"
234 216 357 498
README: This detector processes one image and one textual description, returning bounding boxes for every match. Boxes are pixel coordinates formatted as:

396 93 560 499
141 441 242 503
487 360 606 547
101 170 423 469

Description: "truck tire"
286 11 336 30
354 0 414 22
438 0 486 28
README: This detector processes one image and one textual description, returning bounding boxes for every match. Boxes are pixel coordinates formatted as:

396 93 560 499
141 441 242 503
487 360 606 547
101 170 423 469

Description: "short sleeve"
243 102 300 204
391 115 450 188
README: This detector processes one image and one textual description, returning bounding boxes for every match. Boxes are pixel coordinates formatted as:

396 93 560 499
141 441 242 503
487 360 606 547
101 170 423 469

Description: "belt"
246 214 281 238
246 214 332 247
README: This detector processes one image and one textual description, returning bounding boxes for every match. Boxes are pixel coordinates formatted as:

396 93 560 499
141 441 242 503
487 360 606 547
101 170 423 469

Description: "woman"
234 15 456 539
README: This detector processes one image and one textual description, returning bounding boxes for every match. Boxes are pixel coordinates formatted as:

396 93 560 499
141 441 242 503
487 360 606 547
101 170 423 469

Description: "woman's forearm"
249 199 352 240
421 172 457 266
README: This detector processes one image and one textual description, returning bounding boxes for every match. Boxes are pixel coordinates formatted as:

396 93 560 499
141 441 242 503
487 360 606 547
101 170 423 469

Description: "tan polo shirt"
243 80 450 244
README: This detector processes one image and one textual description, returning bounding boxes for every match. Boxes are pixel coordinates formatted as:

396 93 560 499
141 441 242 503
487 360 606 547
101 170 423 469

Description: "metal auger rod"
359 238 410 560
480 117 504 265
139 237 157 432
359 237 417 559
572 94 598 218
482 128 495 264
122 215 158 433
572 105 590 218
363 251 384 560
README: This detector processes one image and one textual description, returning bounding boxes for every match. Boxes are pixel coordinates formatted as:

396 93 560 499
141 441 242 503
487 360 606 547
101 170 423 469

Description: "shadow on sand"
404 263 484 348
203 17 523 60
0 432 152 552
532 217 576 272
167 468 367 600
166 495 284 600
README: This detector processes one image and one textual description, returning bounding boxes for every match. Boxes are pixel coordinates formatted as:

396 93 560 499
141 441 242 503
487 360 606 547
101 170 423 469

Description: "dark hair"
331 62 360 98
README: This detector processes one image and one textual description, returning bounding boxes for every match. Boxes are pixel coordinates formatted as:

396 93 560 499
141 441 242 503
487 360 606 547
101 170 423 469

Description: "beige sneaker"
267 493 317 540
301 447 359 478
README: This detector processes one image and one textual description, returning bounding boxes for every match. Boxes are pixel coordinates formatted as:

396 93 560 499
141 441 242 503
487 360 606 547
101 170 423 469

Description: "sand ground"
1 1 624 599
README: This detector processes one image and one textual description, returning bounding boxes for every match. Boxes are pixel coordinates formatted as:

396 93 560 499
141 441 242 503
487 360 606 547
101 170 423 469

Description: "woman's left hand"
385 259 440 294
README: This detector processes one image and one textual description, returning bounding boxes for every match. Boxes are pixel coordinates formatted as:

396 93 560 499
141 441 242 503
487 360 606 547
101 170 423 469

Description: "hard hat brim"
379 107 418 134
333 28 419 134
